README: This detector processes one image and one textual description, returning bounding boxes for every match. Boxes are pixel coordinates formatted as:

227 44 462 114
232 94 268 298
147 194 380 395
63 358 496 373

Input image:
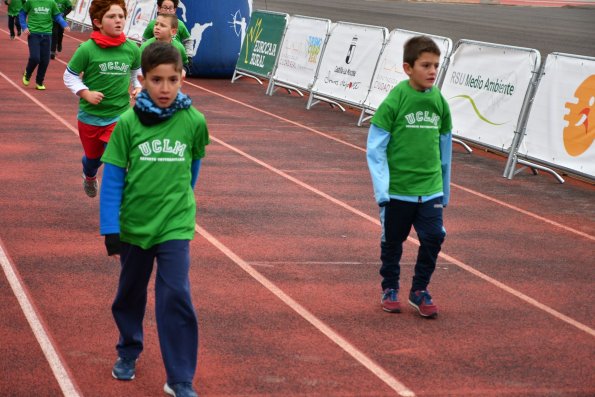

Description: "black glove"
105 234 121 256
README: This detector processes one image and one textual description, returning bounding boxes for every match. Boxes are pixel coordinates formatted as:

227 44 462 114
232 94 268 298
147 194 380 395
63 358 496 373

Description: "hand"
80 90 104 105
23 28 30 36
104 234 121 256
129 87 142 99
64 26 70 32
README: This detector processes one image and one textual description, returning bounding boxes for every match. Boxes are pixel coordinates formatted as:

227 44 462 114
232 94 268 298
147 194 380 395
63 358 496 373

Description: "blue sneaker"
164 382 198 397
111 357 136 380
381 288 401 313
408 290 438 318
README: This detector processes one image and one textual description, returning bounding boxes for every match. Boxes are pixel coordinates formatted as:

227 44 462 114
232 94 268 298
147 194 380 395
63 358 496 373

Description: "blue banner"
178 0 252 77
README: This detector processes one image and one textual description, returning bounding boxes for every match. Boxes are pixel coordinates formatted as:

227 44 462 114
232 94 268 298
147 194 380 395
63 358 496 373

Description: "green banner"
236 11 288 77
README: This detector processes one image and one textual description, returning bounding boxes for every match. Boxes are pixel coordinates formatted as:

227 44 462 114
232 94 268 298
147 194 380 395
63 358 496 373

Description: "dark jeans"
8 15 21 37
379 197 445 292
51 22 64 53
25 33 51 85
112 240 198 384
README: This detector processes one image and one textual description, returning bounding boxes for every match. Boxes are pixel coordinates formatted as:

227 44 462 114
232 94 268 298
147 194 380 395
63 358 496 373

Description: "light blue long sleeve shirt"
366 124 452 207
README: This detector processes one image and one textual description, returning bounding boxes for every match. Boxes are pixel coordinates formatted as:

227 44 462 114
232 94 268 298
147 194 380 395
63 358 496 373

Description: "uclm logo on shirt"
563 75 595 157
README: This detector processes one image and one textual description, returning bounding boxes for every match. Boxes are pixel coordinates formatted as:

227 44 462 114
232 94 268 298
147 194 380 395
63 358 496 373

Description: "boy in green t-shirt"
140 13 189 76
63 0 141 198
6 0 23 39
366 36 453 318
50 0 72 59
100 41 209 397
19 0 70 89
142 0 192 62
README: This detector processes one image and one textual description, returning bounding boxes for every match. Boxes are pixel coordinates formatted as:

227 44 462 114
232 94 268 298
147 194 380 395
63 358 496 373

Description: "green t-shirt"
7 0 24 16
142 18 190 51
67 39 141 118
101 106 210 249
371 80 452 196
54 0 72 15
140 37 188 65
23 0 61 33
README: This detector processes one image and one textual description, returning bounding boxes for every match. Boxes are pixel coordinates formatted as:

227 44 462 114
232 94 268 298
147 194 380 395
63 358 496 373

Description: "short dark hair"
156 13 179 30
403 36 441 66
141 41 183 75
157 0 178 8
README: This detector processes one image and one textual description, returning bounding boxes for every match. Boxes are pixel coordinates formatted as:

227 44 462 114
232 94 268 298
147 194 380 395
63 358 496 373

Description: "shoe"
408 290 438 318
17 31 21 37
10 35 15 40
164 382 198 397
50 52 56 59
82 173 98 197
111 357 136 380
36 84 46 90
22 73 30 86
381 288 401 313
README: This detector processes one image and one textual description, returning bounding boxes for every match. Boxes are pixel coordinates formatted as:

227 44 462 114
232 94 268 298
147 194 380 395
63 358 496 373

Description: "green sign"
236 11 288 77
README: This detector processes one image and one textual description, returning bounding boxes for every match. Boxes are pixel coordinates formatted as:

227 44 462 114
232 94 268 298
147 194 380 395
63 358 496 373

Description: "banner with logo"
125 0 156 42
309 22 387 107
364 30 452 112
234 10 289 78
270 15 330 92
178 0 253 77
68 0 92 26
441 41 540 151
520 53 595 178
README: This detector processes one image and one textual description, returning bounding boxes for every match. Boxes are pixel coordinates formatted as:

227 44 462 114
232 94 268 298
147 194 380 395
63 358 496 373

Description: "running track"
0 17 594 397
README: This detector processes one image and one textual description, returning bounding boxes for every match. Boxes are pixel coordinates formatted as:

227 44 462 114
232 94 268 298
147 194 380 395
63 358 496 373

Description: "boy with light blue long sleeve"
366 36 452 318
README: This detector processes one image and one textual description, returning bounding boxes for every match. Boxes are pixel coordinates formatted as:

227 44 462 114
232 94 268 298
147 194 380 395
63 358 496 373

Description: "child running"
100 41 209 397
140 13 189 75
142 0 192 63
366 36 453 318
50 0 72 59
63 0 141 198
6 0 23 40
19 0 70 89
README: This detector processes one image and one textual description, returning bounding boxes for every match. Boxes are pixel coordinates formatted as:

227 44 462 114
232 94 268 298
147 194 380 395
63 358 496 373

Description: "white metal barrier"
505 53 595 182
124 0 156 42
266 15 331 97
306 22 387 113
441 40 541 161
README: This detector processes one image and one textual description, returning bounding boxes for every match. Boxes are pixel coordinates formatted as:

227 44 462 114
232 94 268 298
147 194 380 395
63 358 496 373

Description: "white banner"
521 54 595 178
310 22 387 106
364 30 452 112
441 41 539 151
272 16 330 91
125 0 157 42
69 0 91 26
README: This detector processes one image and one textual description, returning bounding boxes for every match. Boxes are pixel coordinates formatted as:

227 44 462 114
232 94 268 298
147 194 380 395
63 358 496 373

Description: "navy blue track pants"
112 239 198 384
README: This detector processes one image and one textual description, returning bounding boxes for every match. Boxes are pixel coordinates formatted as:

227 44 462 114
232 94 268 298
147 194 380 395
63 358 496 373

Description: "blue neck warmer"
134 90 193 126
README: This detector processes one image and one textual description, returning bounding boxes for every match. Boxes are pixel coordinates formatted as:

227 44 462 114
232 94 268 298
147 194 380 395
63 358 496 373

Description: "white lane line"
183 79 594 242
0 240 82 397
196 225 416 397
0 73 83 396
210 136 595 338
452 183 595 242
0 72 79 136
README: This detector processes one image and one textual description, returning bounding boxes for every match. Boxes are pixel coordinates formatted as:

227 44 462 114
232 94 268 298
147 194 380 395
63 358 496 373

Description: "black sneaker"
164 382 198 397
112 357 136 380
50 52 56 59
